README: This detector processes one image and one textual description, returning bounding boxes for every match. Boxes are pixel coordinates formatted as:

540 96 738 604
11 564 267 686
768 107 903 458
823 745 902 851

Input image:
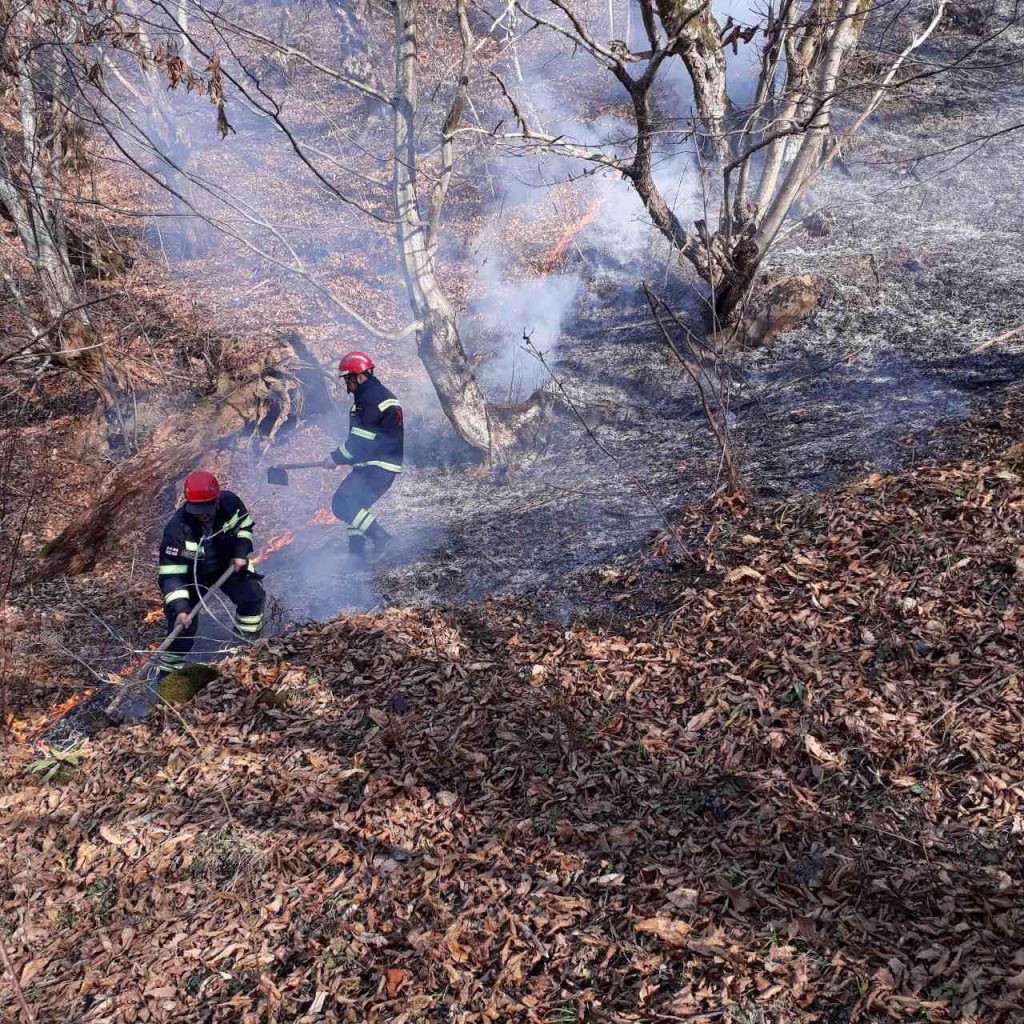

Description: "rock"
718 274 818 349
804 209 835 238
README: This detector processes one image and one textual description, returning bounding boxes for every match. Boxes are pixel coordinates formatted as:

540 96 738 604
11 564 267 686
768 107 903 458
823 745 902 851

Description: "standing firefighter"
323 351 403 560
157 471 266 678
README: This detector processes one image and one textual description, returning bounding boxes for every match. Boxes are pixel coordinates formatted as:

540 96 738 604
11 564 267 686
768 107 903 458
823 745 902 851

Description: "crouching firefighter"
156 471 266 678
323 351 403 561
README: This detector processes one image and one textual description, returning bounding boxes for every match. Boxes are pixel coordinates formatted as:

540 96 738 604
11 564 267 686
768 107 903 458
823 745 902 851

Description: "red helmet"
184 470 221 504
338 351 374 376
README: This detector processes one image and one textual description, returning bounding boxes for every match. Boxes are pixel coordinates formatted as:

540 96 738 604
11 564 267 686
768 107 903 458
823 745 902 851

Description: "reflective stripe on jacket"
331 375 404 474
157 491 256 616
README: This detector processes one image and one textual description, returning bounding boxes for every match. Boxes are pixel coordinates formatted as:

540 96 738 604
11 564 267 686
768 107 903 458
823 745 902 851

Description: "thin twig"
970 325 1024 355
0 931 36 1024
0 292 124 368
521 332 689 554
643 284 740 494
928 674 1015 731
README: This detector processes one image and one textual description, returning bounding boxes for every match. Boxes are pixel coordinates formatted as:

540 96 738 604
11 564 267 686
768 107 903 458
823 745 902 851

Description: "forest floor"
2 434 1023 1023
2 4 1024 1022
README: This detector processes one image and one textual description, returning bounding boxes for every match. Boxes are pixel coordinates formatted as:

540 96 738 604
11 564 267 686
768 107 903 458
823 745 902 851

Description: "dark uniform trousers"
331 465 396 556
329 374 404 556
158 571 265 675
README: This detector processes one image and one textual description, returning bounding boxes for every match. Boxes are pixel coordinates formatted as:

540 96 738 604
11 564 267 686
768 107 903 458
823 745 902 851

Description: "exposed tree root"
36 334 332 579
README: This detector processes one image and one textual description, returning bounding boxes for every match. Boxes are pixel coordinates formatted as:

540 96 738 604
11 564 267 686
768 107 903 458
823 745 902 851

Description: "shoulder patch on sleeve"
164 545 180 557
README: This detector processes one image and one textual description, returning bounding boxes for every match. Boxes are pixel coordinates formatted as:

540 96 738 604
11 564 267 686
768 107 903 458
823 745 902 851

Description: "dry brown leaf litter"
3 445 1024 1023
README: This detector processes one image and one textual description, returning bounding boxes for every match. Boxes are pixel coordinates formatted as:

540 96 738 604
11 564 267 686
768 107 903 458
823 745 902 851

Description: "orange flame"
308 508 335 526
121 642 159 677
254 530 295 564
144 608 163 624
250 508 335 566
48 688 96 721
539 198 605 274
4 713 29 744
1 687 100 744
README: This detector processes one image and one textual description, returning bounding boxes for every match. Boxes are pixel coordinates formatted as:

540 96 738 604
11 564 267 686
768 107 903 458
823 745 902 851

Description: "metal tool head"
267 466 289 486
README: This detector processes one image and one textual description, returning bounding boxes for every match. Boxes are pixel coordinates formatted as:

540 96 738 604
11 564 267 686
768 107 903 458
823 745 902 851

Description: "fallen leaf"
635 917 692 948
99 823 128 846
385 967 408 998
725 565 763 583
804 734 840 764
19 958 47 987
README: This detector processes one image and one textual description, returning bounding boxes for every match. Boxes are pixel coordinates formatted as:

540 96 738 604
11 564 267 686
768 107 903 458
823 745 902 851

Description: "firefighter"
322 351 403 560
156 471 266 678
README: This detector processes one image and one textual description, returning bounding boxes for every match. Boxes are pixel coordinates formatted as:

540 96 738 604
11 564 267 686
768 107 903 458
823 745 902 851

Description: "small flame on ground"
539 197 606 274
254 530 296 564
1 688 99 744
251 509 335 566
122 643 159 677
48 688 96 721
144 608 163 624
4 713 29 744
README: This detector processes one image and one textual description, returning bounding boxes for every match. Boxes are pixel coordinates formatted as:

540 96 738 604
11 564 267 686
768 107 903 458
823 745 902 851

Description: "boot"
366 520 393 559
348 532 368 563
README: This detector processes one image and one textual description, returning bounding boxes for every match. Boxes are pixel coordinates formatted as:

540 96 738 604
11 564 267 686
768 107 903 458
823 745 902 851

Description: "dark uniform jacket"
158 491 255 616
330 375 403 473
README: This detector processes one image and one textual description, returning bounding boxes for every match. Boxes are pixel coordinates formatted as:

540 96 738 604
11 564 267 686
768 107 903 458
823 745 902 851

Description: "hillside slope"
2 440 1024 1023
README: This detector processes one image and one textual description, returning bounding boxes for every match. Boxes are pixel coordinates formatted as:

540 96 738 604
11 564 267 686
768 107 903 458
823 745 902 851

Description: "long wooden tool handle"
154 563 237 654
275 461 326 470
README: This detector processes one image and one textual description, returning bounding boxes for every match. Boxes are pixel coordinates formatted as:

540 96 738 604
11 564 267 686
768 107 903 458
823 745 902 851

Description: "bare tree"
0 1 100 371
393 0 550 453
491 0 914 326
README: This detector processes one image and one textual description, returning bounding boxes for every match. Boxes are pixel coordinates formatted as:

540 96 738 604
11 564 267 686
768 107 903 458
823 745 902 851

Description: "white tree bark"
392 0 495 453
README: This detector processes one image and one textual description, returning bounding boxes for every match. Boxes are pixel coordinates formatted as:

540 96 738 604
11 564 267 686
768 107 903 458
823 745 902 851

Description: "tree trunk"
0 5 102 374
655 0 730 164
710 0 865 325
391 0 511 456
727 0 864 322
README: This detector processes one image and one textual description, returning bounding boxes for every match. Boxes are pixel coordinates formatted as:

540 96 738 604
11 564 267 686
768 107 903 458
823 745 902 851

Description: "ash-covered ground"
233 7 1024 623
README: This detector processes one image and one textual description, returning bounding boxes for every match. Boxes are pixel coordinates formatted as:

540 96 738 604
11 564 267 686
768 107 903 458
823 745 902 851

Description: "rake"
103 563 239 723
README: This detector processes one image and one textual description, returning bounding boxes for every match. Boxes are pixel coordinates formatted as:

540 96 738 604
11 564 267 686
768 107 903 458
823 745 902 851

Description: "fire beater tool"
104 562 239 723
267 461 325 487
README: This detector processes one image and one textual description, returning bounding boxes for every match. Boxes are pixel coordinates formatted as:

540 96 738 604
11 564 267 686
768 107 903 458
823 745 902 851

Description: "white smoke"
468 251 580 401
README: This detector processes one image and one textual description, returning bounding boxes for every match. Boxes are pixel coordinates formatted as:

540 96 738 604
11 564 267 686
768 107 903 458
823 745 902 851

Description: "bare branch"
427 0 473 255
171 0 392 105
836 0 949 155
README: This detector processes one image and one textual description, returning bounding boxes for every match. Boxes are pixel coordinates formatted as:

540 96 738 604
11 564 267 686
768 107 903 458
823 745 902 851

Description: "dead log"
36 334 331 579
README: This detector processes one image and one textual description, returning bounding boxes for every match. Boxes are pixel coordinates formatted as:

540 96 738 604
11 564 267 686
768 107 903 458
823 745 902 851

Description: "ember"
144 608 163 624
